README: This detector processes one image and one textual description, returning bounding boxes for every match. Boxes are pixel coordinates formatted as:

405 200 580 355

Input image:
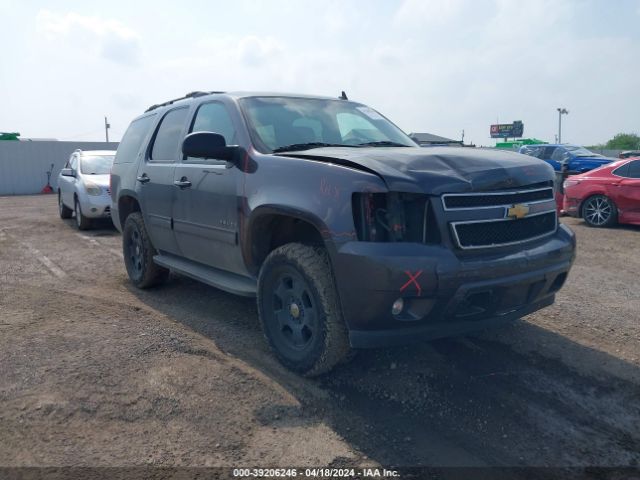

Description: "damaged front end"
351 192 441 244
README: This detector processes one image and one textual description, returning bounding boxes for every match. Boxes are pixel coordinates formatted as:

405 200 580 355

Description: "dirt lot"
1 195 639 471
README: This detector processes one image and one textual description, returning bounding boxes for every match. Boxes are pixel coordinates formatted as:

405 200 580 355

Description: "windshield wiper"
357 141 412 147
272 142 359 153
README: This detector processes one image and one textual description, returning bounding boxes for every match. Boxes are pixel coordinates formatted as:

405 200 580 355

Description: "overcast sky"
1 0 639 146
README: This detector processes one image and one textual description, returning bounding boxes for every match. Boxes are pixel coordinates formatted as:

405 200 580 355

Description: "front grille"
452 212 557 249
443 187 554 210
104 206 111 217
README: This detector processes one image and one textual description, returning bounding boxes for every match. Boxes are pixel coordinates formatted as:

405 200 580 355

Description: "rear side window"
150 108 189 161
115 114 156 164
627 161 640 178
613 163 630 177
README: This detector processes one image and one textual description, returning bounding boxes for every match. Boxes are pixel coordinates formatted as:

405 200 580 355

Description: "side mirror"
182 131 238 162
61 168 75 177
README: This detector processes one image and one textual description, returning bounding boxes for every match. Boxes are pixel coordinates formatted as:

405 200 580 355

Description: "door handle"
173 178 192 189
136 174 150 184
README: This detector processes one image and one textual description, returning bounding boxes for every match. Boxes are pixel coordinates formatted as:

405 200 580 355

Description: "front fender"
240 155 388 266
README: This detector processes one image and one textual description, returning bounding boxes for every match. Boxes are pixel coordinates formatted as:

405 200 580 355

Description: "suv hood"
82 173 110 186
280 146 555 194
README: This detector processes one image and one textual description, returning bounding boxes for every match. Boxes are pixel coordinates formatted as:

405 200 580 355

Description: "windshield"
80 155 114 174
239 96 416 153
564 146 601 157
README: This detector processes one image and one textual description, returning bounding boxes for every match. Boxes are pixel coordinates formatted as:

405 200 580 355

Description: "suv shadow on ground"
125 275 640 469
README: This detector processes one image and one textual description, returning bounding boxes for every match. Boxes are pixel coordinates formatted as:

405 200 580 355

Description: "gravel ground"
0 195 639 472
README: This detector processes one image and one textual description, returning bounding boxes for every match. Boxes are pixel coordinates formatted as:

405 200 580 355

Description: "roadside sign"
490 121 524 138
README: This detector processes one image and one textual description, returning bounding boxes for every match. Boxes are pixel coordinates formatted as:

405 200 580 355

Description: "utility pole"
104 116 111 143
557 108 568 144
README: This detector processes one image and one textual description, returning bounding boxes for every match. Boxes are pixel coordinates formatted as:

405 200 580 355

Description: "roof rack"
145 91 226 113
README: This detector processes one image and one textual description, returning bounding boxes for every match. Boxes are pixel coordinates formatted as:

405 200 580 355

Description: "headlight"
84 182 102 196
563 179 580 189
351 192 440 244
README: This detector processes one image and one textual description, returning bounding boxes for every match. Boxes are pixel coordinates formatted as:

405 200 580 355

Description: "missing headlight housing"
352 192 440 243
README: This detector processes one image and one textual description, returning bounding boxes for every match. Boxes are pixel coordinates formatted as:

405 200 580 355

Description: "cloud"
35 10 141 66
193 35 284 68
393 0 464 28
237 36 284 67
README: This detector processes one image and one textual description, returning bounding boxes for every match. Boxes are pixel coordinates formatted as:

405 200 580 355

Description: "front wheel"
122 212 169 288
257 243 350 376
74 198 92 230
58 192 72 219
582 195 617 228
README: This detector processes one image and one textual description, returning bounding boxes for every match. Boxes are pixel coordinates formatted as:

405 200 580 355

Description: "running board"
153 253 257 297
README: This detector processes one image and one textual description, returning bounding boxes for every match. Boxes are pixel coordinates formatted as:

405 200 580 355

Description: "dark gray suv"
111 91 576 376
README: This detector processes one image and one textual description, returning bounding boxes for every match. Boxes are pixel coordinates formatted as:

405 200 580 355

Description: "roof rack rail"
145 91 226 113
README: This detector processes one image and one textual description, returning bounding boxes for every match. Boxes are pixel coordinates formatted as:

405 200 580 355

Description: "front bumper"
562 196 581 218
332 224 576 348
78 192 112 219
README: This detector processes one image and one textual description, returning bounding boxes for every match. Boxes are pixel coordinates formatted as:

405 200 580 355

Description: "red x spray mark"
400 270 423 296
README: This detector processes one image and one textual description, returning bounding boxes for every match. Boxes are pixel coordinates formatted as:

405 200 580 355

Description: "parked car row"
518 144 613 173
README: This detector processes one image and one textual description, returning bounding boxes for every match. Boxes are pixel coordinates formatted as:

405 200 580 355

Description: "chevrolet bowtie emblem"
507 203 530 219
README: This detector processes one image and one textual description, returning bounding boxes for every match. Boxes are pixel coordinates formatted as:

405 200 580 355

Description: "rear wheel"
257 243 350 376
582 195 617 228
74 197 92 230
122 212 169 288
58 192 72 219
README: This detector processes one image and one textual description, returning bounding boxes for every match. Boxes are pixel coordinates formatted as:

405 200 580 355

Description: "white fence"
0 141 119 195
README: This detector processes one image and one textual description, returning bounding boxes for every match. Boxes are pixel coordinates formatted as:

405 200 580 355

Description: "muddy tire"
58 192 72 219
258 243 351 377
122 212 169 288
582 195 617 228
74 197 92 230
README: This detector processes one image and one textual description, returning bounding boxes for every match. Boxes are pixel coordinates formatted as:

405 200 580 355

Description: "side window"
627 161 640 178
336 112 385 142
150 107 189 161
613 163 630 177
190 102 237 145
115 114 156 164
543 146 556 159
551 148 565 162
529 147 543 158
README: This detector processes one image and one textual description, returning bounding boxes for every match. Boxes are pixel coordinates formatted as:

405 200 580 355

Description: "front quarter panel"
242 152 388 263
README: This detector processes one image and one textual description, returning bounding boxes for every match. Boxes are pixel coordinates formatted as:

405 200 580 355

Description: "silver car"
58 149 116 230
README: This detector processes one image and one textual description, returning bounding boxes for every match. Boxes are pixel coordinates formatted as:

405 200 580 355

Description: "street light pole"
557 108 568 144
104 116 111 143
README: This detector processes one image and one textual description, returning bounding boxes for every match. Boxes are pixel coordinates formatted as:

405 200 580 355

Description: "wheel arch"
244 205 335 277
579 191 615 218
117 192 141 231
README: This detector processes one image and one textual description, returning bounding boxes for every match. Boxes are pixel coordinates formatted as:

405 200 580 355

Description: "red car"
563 158 640 227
